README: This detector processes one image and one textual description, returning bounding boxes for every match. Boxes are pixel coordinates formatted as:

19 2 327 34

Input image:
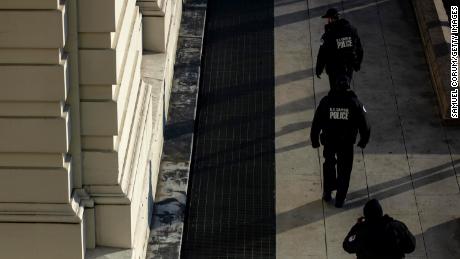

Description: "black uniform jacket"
343 215 416 259
316 18 363 76
310 90 370 147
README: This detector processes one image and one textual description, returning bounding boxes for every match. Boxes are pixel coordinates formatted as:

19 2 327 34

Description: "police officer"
310 76 370 208
316 8 363 89
343 199 416 259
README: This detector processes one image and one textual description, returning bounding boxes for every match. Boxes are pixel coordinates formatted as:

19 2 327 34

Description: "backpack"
383 220 416 254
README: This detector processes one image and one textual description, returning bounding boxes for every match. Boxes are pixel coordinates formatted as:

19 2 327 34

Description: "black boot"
323 192 332 202
335 198 345 208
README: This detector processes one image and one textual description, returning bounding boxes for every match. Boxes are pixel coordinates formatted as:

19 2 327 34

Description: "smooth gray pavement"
274 0 460 258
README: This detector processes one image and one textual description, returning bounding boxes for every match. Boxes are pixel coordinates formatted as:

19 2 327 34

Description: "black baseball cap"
321 8 340 18
363 199 383 220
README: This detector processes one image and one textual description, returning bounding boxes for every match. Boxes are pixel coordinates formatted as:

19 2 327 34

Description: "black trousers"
323 143 354 203
327 67 353 90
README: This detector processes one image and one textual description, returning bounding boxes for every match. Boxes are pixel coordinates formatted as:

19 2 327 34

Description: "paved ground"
179 0 460 258
275 0 460 258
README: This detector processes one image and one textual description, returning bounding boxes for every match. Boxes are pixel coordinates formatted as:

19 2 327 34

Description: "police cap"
321 8 340 18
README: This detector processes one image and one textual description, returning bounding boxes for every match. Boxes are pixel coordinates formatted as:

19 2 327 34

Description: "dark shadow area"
416 218 460 258
195 111 274 137
181 0 276 258
274 0 304 7
198 79 274 107
164 119 196 140
276 140 311 153
442 0 456 21
274 0 377 27
277 159 460 234
275 69 314 86
192 137 273 168
275 121 311 138
275 96 316 116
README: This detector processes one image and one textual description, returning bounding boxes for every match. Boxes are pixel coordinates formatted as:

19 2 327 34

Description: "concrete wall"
0 0 182 258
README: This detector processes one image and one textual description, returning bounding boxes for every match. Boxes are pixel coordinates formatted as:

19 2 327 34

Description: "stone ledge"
86 247 132 259
183 0 207 8
411 0 459 124
179 7 206 38
146 2 207 258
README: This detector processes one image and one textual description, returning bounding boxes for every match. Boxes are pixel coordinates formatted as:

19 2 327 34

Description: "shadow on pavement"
275 96 316 116
276 140 311 153
416 218 460 258
274 0 381 27
275 121 311 138
277 159 460 234
275 0 304 8
275 69 314 86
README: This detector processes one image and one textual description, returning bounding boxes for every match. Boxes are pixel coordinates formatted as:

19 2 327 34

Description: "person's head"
335 74 351 90
363 199 383 221
322 8 340 24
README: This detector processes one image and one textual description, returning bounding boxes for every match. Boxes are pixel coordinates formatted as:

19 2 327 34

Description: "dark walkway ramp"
181 0 276 258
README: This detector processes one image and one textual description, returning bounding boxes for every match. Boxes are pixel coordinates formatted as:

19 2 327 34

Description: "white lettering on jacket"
336 36 353 49
329 107 349 120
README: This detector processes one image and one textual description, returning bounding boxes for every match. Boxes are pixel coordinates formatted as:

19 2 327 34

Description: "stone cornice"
137 0 166 16
147 0 207 257
0 190 89 223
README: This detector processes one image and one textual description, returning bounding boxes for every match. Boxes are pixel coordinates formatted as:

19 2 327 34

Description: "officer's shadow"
415 218 460 258
277 159 460 234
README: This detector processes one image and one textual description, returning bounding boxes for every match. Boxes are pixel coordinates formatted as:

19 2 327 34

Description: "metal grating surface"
181 0 276 258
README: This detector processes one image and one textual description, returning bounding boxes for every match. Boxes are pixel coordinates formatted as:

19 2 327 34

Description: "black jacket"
310 90 370 147
316 18 363 76
343 215 416 259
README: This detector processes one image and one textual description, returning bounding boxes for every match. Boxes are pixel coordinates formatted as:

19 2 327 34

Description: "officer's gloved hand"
357 141 366 149
312 141 320 149
353 64 361 72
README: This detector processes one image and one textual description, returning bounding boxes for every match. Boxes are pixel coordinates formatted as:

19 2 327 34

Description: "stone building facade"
0 0 182 258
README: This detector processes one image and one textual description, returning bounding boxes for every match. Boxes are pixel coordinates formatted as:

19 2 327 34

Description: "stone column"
138 0 182 117
78 0 154 256
138 0 168 52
